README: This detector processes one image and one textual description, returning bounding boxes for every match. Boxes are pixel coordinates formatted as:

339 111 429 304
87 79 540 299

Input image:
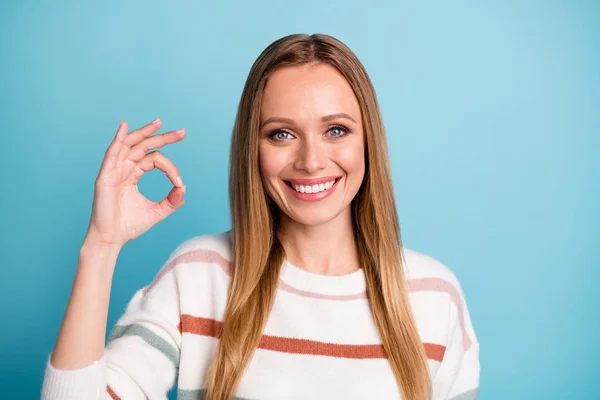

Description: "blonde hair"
204 33 432 400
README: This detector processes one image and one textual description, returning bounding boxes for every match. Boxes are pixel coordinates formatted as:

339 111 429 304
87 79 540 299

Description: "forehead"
260 63 361 124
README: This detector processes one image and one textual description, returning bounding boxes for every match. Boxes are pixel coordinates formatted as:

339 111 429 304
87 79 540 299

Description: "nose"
294 137 327 174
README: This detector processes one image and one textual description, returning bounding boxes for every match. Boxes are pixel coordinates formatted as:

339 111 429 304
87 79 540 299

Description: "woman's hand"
84 118 187 248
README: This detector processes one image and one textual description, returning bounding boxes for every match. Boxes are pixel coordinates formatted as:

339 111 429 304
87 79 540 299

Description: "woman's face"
259 62 365 226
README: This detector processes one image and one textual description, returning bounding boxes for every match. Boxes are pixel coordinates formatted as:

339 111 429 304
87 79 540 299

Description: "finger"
118 118 162 161
128 128 186 163
102 120 129 172
152 184 186 221
123 118 163 147
133 151 184 188
105 120 128 158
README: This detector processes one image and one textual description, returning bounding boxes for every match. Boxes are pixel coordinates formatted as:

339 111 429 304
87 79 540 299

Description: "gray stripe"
449 387 479 400
108 323 180 367
177 389 254 400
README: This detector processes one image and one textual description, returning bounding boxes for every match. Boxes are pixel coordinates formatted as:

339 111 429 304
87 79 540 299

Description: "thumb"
155 184 186 220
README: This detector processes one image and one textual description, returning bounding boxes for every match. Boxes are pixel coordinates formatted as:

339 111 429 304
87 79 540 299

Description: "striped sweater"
42 231 480 399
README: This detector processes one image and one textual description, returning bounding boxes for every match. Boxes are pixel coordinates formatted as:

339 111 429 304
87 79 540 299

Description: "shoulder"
401 247 470 323
402 247 463 289
166 230 233 263
142 230 233 297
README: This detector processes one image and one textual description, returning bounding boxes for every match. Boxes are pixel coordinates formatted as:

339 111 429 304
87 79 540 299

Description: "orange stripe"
258 335 387 359
181 313 221 336
107 385 120 400
180 314 445 362
424 343 446 362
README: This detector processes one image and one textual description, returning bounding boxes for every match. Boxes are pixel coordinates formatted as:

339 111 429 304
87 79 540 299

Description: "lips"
283 176 342 202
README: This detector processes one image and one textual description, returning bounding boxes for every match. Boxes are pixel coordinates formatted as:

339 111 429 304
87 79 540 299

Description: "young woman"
42 33 480 400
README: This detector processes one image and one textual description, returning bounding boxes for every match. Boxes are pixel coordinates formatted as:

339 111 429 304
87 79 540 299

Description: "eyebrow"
260 113 357 129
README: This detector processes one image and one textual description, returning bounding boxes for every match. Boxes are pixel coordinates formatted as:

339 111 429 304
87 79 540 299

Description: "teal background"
1 1 598 398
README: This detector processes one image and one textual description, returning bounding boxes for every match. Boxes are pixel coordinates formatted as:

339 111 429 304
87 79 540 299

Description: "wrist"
78 239 121 282
82 230 123 250
80 236 122 259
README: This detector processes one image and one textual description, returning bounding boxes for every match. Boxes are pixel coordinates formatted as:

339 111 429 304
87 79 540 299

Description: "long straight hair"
204 33 432 400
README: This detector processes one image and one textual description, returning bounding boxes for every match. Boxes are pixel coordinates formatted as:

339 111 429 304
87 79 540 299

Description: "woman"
42 33 479 400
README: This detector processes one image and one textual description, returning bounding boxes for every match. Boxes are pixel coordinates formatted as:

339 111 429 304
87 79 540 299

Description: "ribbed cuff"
41 352 107 400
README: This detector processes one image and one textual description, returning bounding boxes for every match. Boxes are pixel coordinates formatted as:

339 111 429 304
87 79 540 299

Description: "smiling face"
258 62 365 226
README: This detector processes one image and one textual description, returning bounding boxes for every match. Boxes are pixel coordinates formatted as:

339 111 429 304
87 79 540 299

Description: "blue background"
1 1 598 398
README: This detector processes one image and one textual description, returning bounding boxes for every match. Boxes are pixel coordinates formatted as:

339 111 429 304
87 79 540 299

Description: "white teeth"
291 179 336 194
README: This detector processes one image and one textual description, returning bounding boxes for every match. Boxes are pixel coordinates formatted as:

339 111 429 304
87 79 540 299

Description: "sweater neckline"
279 259 366 297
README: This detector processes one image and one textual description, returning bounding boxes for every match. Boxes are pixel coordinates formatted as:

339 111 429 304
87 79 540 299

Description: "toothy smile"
284 177 341 194
291 179 335 193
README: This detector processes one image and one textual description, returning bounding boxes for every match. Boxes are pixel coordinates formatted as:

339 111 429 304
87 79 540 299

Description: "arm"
41 239 119 399
42 241 183 399
49 239 120 370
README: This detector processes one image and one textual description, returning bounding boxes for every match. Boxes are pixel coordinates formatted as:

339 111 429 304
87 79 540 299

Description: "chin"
283 206 346 227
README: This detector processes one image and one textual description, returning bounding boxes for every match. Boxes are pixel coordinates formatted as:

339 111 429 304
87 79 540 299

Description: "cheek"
334 142 365 176
259 143 290 181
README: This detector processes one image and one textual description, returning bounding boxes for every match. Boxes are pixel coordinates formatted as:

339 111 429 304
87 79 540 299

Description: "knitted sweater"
41 231 480 400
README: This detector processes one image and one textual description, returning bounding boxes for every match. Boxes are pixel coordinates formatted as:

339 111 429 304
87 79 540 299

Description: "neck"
277 206 360 276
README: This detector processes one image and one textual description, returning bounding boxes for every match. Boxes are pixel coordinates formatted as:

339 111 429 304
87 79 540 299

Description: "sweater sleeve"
432 279 480 400
42 250 183 400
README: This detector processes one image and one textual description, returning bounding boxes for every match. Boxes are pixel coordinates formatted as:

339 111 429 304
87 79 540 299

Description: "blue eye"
269 130 293 140
328 125 350 138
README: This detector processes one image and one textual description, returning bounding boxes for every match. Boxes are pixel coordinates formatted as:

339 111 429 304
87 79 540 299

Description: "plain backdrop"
0 1 598 399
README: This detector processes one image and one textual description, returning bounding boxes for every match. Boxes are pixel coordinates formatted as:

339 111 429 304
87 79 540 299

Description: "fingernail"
175 128 185 135
152 118 161 124
176 176 183 187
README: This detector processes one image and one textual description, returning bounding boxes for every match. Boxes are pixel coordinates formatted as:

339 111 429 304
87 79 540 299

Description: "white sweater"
42 231 480 399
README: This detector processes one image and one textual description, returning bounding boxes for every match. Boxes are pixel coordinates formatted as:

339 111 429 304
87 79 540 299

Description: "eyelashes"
267 125 351 141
